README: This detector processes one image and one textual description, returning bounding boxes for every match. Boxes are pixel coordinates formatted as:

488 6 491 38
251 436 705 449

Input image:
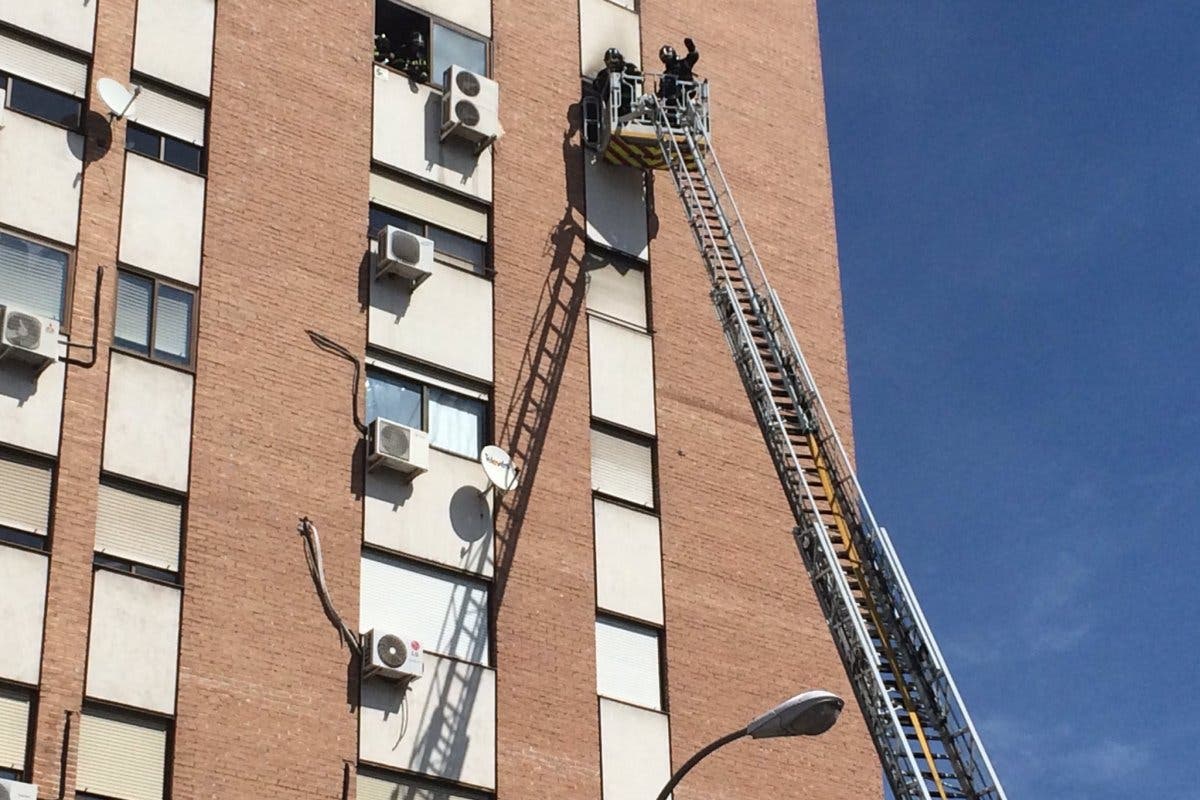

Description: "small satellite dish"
96 77 140 119
480 445 519 494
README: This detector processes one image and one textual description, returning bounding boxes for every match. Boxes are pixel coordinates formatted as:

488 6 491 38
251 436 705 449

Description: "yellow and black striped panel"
601 130 701 171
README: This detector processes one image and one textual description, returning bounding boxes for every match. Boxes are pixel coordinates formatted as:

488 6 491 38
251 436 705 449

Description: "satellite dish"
480 445 519 494
96 77 140 119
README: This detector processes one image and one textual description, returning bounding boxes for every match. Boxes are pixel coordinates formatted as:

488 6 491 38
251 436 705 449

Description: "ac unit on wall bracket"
0 778 40 800
362 628 425 683
367 418 430 479
440 65 501 154
0 305 59 373
376 225 433 287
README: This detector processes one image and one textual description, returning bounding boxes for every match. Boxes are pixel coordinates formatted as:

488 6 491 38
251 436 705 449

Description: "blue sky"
817 4 1200 799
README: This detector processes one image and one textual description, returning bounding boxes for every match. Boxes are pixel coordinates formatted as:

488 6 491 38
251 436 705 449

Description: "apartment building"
0 0 877 797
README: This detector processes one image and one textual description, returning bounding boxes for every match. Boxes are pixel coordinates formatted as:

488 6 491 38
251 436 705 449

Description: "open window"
374 0 489 88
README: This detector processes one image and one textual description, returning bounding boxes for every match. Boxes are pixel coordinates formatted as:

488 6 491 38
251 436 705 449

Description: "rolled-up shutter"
94 482 182 572
595 616 662 710
357 771 485 800
127 84 206 145
360 551 490 666
585 253 647 328
590 427 654 508
0 684 30 772
76 707 168 800
0 451 52 535
369 171 488 242
0 29 88 97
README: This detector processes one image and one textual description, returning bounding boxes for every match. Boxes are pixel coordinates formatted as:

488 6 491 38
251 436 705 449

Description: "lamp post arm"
654 727 749 800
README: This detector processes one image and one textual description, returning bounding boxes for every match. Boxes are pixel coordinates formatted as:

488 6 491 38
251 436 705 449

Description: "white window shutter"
0 685 30 772
595 617 662 710
0 451 52 534
586 255 647 329
369 171 488 242
360 551 490 666
76 708 168 800
590 427 654 508
94 482 182 572
127 84 206 145
357 772 485 800
0 29 88 97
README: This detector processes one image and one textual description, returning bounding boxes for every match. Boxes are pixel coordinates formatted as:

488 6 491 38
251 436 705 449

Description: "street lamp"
654 690 845 800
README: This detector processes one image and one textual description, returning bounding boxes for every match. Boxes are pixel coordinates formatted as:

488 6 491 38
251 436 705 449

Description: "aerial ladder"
583 73 1009 800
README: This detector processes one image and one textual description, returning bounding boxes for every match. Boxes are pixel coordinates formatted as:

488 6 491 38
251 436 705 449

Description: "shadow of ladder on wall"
644 93 1009 800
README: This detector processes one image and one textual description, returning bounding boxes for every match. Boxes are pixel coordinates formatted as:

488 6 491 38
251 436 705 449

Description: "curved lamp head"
745 690 845 739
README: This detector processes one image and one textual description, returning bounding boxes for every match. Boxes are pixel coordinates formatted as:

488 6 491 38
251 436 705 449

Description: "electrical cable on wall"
306 329 369 435
297 516 361 658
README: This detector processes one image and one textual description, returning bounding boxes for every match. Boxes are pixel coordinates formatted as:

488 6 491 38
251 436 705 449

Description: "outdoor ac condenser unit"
0 778 40 800
376 225 434 286
362 628 425 682
440 65 501 150
367 418 429 478
0 305 59 371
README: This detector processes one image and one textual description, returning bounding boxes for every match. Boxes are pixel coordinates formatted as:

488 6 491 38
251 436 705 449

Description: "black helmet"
659 44 676 63
409 30 425 46
604 47 624 68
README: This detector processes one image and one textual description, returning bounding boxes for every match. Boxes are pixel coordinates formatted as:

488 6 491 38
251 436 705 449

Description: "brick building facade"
0 0 878 797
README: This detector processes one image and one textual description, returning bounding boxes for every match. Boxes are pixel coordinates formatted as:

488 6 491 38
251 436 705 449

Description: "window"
94 480 183 577
366 367 486 458
374 0 488 88
113 270 196 368
76 705 170 800
0 448 53 546
0 684 32 779
0 229 69 322
591 425 656 509
125 121 205 174
0 71 82 128
595 615 663 710
369 205 487 274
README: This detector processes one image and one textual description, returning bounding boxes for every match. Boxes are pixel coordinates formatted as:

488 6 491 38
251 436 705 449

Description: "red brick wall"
30 0 137 792
30 0 876 796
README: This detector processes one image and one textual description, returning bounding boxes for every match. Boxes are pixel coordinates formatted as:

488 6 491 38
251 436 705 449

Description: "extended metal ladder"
646 92 1009 800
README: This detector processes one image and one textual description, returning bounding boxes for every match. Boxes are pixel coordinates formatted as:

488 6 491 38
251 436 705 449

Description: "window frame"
365 362 490 460
124 120 207 175
0 681 35 781
0 70 83 130
373 0 491 89
594 612 667 712
111 266 199 371
0 224 75 331
368 204 490 276
589 420 660 512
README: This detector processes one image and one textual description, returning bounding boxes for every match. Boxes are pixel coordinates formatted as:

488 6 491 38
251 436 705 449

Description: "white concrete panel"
404 0 490 37
118 153 206 286
364 448 493 577
599 699 672 800
0 545 47 684
0 113 82 245
133 0 215 95
370 170 488 241
589 317 655 434
369 258 493 382
594 499 662 625
579 0 640 77
360 654 496 790
86 570 180 714
0 338 65 456
0 0 96 52
586 253 646 329
103 353 193 491
584 156 648 261
372 69 493 204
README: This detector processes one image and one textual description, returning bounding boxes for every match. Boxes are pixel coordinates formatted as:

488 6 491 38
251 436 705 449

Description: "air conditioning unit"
440 65 501 151
0 778 39 800
367 418 429 478
362 628 424 683
0 305 59 371
376 225 433 287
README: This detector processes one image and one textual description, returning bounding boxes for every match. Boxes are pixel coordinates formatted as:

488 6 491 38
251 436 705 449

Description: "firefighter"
593 47 642 117
658 37 700 118
394 29 430 83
